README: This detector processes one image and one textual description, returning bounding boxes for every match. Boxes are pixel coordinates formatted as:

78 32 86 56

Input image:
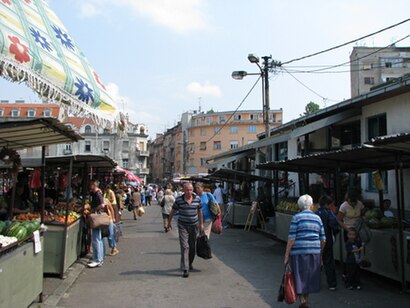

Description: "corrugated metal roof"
0 118 83 150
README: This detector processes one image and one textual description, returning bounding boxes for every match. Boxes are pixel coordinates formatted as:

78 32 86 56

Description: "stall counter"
43 219 82 275
0 237 44 307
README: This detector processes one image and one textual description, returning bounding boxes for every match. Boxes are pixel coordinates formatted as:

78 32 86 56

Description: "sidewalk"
39 203 410 307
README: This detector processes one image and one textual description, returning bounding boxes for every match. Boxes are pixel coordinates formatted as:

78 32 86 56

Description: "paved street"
55 203 410 308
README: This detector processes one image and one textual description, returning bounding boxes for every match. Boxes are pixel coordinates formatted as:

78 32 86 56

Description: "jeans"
323 245 337 287
92 228 103 263
346 262 360 287
108 222 116 249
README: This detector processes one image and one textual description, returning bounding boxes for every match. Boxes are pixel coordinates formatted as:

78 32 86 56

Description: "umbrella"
115 166 142 184
0 0 125 129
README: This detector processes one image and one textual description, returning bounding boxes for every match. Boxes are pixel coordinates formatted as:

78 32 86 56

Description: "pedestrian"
337 190 365 241
132 187 142 220
168 182 204 278
316 195 339 290
104 185 119 224
88 180 105 268
103 198 119 256
345 228 363 290
213 184 225 206
157 187 165 205
161 189 175 232
115 189 124 223
284 194 326 308
195 182 219 239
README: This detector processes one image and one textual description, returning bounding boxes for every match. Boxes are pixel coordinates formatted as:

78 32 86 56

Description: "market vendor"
7 184 33 214
383 199 394 218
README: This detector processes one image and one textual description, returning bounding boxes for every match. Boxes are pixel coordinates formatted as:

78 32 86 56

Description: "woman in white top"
337 190 365 241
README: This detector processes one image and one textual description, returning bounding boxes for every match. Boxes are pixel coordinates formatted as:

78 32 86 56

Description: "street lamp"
232 54 280 138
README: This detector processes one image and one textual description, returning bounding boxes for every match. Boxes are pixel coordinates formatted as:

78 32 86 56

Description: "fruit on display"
0 220 6 234
14 213 41 221
0 235 18 248
276 201 300 215
380 216 395 227
364 208 396 229
364 209 383 221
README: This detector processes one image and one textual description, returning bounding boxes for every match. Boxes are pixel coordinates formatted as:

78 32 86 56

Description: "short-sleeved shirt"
288 210 326 255
345 240 362 264
199 192 216 221
339 201 364 229
173 193 202 226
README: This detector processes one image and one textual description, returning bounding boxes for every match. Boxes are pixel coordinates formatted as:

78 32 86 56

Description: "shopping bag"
137 206 145 217
277 275 285 302
211 214 222 235
358 221 371 243
284 264 297 304
89 212 111 229
196 234 212 259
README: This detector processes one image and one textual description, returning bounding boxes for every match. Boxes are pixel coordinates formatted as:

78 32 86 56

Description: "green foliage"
301 101 320 116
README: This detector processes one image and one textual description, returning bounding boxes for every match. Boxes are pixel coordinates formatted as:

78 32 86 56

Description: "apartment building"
350 46 410 97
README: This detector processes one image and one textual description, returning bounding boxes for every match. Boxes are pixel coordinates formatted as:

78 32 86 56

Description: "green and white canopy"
0 0 124 129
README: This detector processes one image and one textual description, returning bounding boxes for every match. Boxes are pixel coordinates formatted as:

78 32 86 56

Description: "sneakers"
189 265 194 271
356 285 362 290
329 287 337 291
88 261 103 268
110 248 119 256
182 270 189 278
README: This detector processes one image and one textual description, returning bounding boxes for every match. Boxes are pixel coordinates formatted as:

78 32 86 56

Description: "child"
345 228 364 290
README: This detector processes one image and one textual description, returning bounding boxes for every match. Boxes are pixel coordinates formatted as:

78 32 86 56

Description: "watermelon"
0 221 5 235
380 217 394 228
5 222 21 236
24 222 36 234
14 226 28 241
32 221 41 231
367 218 381 229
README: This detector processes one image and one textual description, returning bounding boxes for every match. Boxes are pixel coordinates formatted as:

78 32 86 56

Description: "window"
122 140 129 152
341 121 361 147
363 63 372 70
200 128 206 136
189 159 195 167
385 62 392 68
214 127 221 135
248 140 256 144
27 109 35 117
219 116 226 124
234 114 241 121
230 140 239 149
250 114 259 120
213 141 221 150
11 109 20 117
368 114 387 140
0 109 4 117
84 125 92 134
43 109 51 117
122 159 129 169
139 142 145 151
248 125 257 133
189 130 194 137
230 126 238 134
364 77 374 85
65 144 71 151
200 142 207 150
103 140 110 152
206 117 211 125
84 141 91 152
140 126 145 134
103 128 110 134
275 142 288 161
269 113 276 122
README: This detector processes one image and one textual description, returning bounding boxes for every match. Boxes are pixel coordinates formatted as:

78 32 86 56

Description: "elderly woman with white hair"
284 194 326 308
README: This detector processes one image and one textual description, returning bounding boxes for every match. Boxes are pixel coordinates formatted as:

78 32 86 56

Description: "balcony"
63 149 72 155
136 168 149 175
136 150 149 157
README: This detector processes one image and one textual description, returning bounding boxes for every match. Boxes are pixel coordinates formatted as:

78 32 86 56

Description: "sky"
1 0 409 138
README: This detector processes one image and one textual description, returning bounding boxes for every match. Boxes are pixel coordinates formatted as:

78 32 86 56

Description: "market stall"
207 168 272 226
257 135 410 290
0 119 81 307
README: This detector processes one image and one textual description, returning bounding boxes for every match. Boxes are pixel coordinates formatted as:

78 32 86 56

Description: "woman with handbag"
284 195 326 308
195 183 220 239
88 180 106 268
161 189 175 232
131 188 142 220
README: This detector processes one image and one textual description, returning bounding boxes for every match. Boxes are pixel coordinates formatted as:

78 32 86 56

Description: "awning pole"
40 146 46 224
395 154 406 292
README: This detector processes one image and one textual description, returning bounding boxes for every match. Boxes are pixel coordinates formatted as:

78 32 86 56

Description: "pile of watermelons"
0 220 41 241
364 209 395 229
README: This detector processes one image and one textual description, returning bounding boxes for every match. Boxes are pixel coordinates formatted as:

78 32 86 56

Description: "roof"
65 117 95 129
207 168 272 183
45 155 117 168
191 109 282 119
257 133 410 174
0 118 83 150
0 103 61 118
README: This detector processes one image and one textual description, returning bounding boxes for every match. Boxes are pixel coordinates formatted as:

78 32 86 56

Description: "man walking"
168 182 204 278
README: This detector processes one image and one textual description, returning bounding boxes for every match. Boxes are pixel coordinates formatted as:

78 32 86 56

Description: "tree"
206 109 215 114
301 101 320 116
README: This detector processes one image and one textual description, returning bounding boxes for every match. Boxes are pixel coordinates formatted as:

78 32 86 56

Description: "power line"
285 34 410 74
281 18 410 65
205 75 262 144
280 66 339 103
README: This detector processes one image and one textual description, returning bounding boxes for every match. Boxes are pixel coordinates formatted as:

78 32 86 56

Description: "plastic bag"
277 275 285 302
284 264 297 304
211 214 222 235
196 234 212 259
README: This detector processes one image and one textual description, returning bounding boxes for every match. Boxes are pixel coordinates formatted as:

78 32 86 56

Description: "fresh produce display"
13 210 81 225
276 201 300 214
0 220 41 243
0 235 18 248
364 209 396 229
14 213 41 221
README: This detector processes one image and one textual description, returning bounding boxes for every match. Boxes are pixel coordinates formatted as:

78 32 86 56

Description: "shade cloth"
115 166 142 184
0 0 124 129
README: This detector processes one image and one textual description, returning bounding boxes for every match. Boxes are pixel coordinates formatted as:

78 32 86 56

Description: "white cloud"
186 81 221 97
79 2 102 18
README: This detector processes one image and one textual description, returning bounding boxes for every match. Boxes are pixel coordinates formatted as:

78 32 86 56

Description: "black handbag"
196 234 212 259
127 203 135 212
101 226 110 238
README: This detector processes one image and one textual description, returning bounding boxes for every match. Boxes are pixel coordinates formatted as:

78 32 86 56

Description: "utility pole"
262 56 271 138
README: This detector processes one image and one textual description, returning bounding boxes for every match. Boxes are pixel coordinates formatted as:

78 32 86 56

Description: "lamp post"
232 54 280 138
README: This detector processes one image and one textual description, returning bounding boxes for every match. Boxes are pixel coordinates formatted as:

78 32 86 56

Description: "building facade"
0 101 149 183
350 46 410 97
186 109 282 174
